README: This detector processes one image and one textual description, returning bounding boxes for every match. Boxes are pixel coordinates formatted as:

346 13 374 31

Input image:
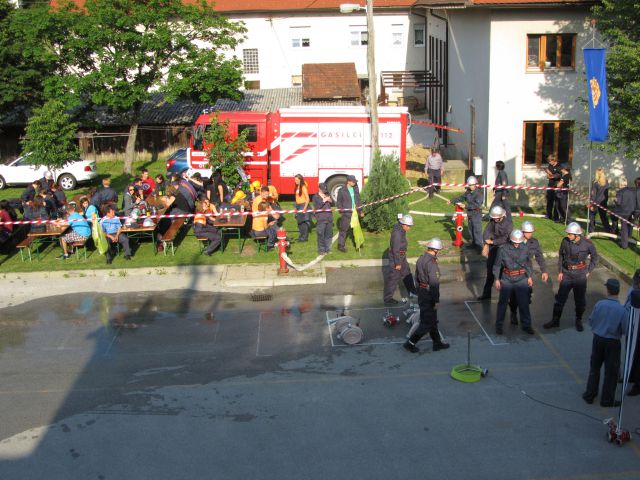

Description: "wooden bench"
16 237 35 262
161 218 186 256
252 235 269 253
70 239 89 261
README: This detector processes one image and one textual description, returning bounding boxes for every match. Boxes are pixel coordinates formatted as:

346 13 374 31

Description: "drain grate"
250 291 273 302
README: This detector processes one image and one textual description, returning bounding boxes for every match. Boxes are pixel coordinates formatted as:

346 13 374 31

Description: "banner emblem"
590 77 601 108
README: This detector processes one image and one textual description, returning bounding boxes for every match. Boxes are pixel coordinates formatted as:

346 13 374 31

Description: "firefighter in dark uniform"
477 206 513 301
449 175 484 251
509 221 549 325
493 229 534 335
490 160 512 221
384 214 417 305
403 238 450 353
611 177 636 249
544 222 598 332
545 154 562 221
336 175 363 253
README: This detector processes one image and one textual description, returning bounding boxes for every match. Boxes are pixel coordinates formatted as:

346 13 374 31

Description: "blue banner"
584 48 608 142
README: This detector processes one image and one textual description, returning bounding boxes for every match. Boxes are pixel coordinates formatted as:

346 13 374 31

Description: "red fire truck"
188 106 409 197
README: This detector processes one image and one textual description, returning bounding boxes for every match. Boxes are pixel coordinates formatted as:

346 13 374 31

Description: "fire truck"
188 106 409 198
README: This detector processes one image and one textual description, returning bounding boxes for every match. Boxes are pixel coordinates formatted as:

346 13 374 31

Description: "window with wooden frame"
523 120 573 167
526 34 576 71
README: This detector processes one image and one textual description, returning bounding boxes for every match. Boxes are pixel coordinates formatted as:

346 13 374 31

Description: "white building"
214 0 631 202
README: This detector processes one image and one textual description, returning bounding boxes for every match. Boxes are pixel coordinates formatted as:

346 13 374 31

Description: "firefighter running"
403 238 450 353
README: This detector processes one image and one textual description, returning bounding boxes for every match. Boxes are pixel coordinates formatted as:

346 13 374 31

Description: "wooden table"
120 224 157 255
27 224 69 260
214 212 247 254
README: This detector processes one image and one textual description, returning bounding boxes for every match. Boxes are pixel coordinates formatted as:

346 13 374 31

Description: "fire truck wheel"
326 175 347 201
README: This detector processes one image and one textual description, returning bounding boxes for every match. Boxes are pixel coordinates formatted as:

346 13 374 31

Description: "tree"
361 153 409 232
21 99 80 170
0 1 58 123
202 115 249 189
592 1 640 158
43 0 246 173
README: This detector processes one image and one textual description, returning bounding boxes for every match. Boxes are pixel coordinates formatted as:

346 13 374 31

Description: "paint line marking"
256 312 271 357
464 300 508 346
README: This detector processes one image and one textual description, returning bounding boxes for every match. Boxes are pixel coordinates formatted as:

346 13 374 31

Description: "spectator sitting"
122 184 143 216
140 168 156 198
58 204 90 260
100 205 131 264
251 201 277 249
207 170 230 206
0 200 15 250
155 174 166 196
177 174 198 211
23 197 49 233
80 193 99 222
163 184 193 215
21 180 41 204
193 197 221 256
188 172 206 196
92 178 118 211
252 186 280 223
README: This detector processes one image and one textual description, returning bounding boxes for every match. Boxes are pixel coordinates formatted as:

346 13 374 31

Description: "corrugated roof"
214 87 361 112
302 63 361 101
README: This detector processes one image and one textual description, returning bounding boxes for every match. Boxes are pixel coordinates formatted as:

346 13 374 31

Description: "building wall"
227 11 429 103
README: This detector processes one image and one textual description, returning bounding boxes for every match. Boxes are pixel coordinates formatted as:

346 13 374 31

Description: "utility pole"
366 0 379 159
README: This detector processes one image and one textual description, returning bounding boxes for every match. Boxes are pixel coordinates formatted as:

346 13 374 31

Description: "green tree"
43 0 246 174
203 115 249 188
21 99 79 170
592 1 640 158
0 1 58 123
361 153 409 232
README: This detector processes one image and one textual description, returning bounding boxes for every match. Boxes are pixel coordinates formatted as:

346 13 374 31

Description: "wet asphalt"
1 263 640 479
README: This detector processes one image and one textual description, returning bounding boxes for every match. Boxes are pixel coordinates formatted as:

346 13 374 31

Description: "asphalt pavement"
1 262 640 480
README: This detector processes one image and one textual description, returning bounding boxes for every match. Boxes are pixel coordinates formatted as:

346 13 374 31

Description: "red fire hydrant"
277 228 289 274
453 203 465 248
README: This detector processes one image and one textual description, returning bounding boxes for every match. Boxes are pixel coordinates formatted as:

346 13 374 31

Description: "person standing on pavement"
425 148 444 198
493 230 534 335
449 176 484 251
611 177 636 249
545 154 561 221
477 206 513 301
313 183 333 256
624 269 640 397
544 222 598 332
490 161 511 221
509 221 549 326
554 163 571 224
582 278 627 408
403 238 449 353
587 167 611 234
384 214 417 305
336 175 362 253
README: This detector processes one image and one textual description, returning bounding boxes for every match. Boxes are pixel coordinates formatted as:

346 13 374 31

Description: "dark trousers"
107 233 131 257
468 211 483 249
555 193 568 222
481 246 499 298
497 277 531 328
295 203 311 242
337 213 351 249
584 335 621 404
316 221 333 255
252 226 277 247
546 190 557 220
427 168 441 198
552 273 587 321
383 259 416 301
509 285 532 313
612 214 634 248
194 224 221 254
588 201 611 233
408 288 441 345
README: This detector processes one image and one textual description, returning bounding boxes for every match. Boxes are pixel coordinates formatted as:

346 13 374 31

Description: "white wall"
227 12 427 96
485 8 626 204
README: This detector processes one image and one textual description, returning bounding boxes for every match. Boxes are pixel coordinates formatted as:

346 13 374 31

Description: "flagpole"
587 141 592 233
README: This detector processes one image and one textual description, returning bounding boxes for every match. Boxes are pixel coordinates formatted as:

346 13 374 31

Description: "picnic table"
214 211 247 254
20 223 69 261
120 223 158 255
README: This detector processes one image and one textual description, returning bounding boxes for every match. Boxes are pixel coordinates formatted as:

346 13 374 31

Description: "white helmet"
565 222 583 235
521 221 535 233
489 206 506 219
398 214 414 226
510 229 525 244
143 218 155 227
466 176 478 185
426 237 443 250
130 208 140 220
44 171 53 180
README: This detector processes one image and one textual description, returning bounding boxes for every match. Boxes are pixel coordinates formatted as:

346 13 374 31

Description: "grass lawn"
1 159 638 275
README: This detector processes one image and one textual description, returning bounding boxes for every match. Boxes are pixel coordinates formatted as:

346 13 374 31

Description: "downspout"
430 9 449 145
410 6 429 110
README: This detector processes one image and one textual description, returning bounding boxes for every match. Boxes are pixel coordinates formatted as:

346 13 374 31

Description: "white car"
0 153 99 191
